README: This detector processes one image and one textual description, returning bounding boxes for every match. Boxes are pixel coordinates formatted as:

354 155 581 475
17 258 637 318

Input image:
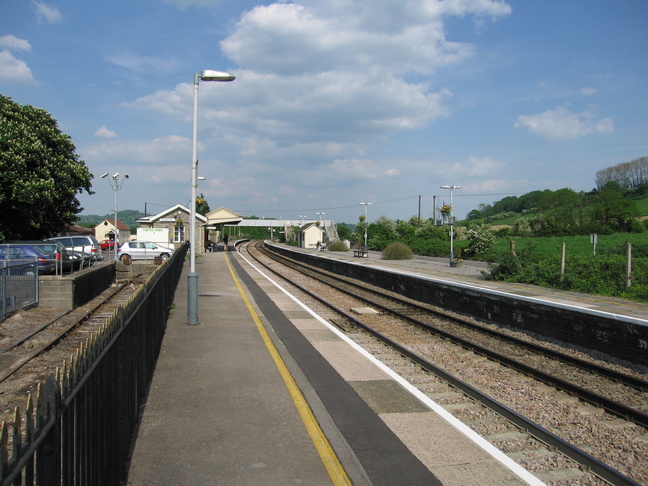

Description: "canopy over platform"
205 207 243 228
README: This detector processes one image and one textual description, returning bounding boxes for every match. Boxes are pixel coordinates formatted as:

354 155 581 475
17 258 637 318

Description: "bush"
464 223 496 257
328 241 349 252
487 245 648 302
382 242 412 260
494 226 511 238
409 238 449 257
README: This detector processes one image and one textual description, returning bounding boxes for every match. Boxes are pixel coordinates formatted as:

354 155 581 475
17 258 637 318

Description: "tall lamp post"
440 185 462 266
101 172 129 261
359 202 373 248
188 70 235 326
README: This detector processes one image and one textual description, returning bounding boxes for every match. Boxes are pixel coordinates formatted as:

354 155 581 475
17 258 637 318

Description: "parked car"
118 241 174 261
0 243 56 275
100 239 116 251
45 236 103 265
14 240 83 272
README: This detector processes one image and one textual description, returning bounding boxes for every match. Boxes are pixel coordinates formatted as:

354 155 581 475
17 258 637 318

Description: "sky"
1 0 646 225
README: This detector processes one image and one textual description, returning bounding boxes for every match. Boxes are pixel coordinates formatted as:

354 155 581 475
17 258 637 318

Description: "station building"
136 204 338 251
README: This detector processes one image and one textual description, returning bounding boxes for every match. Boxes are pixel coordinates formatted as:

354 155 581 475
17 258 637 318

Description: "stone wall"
39 263 116 310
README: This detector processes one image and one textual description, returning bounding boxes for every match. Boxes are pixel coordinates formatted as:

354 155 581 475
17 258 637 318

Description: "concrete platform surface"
127 250 540 485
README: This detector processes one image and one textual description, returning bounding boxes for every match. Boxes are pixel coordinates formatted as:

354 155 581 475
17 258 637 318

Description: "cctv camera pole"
113 177 120 260
102 172 129 260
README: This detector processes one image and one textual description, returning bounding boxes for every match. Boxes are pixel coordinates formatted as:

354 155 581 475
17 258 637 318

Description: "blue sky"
1 0 646 224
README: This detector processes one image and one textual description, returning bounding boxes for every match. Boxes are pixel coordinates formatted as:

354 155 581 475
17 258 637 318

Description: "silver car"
45 235 103 265
117 241 174 261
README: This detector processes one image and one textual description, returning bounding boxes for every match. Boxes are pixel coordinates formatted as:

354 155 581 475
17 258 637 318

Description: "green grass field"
460 196 648 227
489 233 648 259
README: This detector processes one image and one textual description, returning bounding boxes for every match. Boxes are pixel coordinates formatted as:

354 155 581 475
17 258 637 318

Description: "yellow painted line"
225 255 352 486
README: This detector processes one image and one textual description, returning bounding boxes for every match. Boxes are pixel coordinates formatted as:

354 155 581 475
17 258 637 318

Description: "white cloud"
83 135 190 166
129 70 452 164
450 156 505 176
580 87 597 96
31 1 62 24
94 126 118 138
467 178 530 193
0 35 32 51
118 0 512 214
106 53 180 73
158 0 226 8
220 2 490 76
515 105 614 140
0 50 36 84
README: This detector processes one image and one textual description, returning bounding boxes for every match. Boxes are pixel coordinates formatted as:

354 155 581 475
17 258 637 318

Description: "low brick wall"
39 263 116 310
268 243 648 367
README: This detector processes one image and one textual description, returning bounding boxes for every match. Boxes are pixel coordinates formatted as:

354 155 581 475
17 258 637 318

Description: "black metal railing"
0 243 188 485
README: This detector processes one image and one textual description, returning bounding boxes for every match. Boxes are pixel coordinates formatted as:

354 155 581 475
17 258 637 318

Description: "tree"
596 156 648 190
539 188 580 229
592 182 637 231
195 193 210 216
0 95 93 241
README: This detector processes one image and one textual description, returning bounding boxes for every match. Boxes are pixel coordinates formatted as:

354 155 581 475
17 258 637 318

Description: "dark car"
45 236 103 266
38 241 83 272
0 244 57 275
13 240 83 273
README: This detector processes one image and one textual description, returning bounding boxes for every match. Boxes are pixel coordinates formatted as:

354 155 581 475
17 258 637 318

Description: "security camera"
125 174 129 179
112 173 119 179
101 173 109 178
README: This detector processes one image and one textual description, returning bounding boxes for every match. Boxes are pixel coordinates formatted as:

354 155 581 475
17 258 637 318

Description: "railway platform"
297 244 648 323
126 247 540 485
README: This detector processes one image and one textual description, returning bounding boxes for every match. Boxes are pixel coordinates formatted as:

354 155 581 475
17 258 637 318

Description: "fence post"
626 242 632 290
561 242 566 276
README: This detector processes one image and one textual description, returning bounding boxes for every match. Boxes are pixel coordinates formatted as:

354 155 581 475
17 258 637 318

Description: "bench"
353 247 369 258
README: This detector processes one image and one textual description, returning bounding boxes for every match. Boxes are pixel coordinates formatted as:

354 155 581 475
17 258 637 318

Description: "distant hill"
77 210 145 229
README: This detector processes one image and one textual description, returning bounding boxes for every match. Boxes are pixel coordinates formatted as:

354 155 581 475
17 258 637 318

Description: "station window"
174 225 185 243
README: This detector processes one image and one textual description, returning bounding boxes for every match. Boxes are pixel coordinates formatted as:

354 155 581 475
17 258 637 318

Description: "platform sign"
137 228 170 245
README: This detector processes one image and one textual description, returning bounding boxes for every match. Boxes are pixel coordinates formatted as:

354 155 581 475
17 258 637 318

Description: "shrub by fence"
0 243 188 485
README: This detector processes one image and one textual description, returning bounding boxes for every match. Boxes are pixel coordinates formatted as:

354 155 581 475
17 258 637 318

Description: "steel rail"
0 283 126 385
265 244 648 391
260 243 648 428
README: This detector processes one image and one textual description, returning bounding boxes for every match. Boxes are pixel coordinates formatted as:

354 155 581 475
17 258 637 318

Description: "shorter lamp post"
359 202 373 248
101 172 129 261
316 211 326 239
440 185 462 266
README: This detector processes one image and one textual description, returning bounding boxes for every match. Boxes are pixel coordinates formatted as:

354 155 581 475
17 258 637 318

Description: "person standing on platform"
223 234 229 252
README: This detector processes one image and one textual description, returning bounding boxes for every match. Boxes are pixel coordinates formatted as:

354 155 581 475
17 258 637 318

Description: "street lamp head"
440 185 462 190
200 70 236 82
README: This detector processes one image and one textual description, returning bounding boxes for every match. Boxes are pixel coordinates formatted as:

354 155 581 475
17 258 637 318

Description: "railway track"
241 241 648 485
0 278 144 424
